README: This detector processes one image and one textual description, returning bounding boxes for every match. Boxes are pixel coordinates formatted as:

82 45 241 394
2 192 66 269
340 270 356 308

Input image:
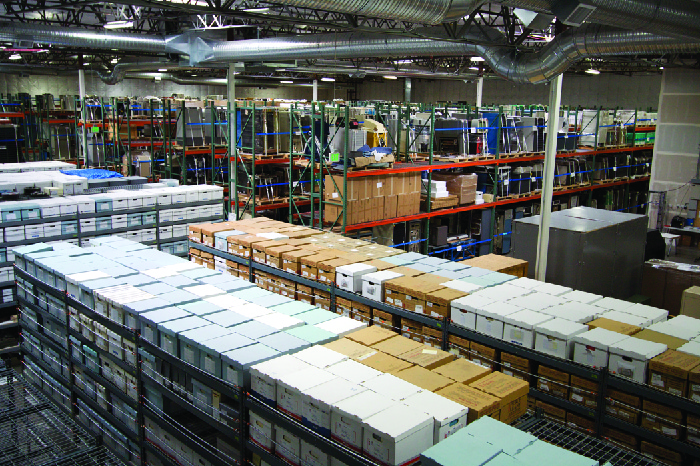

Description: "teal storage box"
95 217 112 231
142 212 157 225
0 203 22 222
94 197 113 212
61 221 78 235
127 213 143 227
199 332 256 377
21 204 41 220
420 430 502 466
221 343 280 388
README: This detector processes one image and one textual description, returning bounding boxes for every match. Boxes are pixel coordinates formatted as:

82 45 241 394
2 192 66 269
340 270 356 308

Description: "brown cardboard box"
666 269 694 316
435 384 500 423
316 298 331 311
640 441 682 466
431 173 478 205
424 288 468 319
357 351 413 374
397 346 456 370
641 400 683 439
200 222 238 247
535 400 567 423
537 366 570 399
297 284 314 304
359 259 395 272
634 329 688 350
602 426 638 451
433 358 491 385
470 342 499 370
252 240 282 264
384 195 398 219
570 375 599 410
300 253 338 280
566 412 596 435
642 262 668 309
189 224 204 243
323 338 375 360
352 302 371 324
422 327 443 348
346 326 397 347
281 248 319 275
462 254 528 277
335 297 352 318
682 286 700 318
395 366 453 392
447 335 471 359
317 258 352 284
384 276 421 308
648 349 700 397
401 318 423 343
388 267 424 278
266 245 298 269
228 234 260 257
470 372 529 424
404 276 446 314
689 365 700 403
500 352 533 385
278 281 296 299
688 414 700 447
606 388 641 425
372 309 397 331
189 247 201 257
371 335 423 357
587 317 641 335
193 256 203 265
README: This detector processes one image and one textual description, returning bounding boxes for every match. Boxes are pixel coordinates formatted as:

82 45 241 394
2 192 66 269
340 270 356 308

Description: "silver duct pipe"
98 62 180 85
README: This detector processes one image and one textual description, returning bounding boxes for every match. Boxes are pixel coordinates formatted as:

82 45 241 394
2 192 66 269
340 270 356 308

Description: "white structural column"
476 77 484 108
78 68 88 167
535 74 563 281
313 79 318 101
404 77 412 102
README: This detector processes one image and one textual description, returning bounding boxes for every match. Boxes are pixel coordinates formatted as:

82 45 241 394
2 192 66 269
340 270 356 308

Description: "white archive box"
277 367 337 420
110 192 130 211
72 196 96 213
111 214 127 229
362 271 403 302
451 295 495 330
440 280 483 294
300 439 330 466
531 282 572 296
502 310 553 348
250 355 313 406
360 373 422 401
331 390 396 452
538 302 600 324
141 192 157 207
43 222 61 237
159 210 174 223
171 190 186 204
336 263 377 293
534 318 589 359
362 403 434 466
186 207 199 220
302 378 367 437
472 283 532 301
294 346 348 369
5 226 24 242
402 390 468 444
624 304 668 324
249 411 274 452
173 224 188 237
25 225 44 240
316 316 367 337
178 324 231 368
35 199 61 217
141 228 156 242
325 359 382 385
560 289 603 304
275 425 301 466
598 310 652 328
254 312 305 332
511 292 568 312
668 315 700 334
154 190 172 205
475 301 523 339
608 338 667 383
677 341 700 357
159 226 173 240
647 320 700 341
573 328 630 369
507 277 544 290
593 296 635 312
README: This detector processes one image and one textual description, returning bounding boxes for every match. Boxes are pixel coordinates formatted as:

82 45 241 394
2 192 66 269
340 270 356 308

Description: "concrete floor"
667 245 700 264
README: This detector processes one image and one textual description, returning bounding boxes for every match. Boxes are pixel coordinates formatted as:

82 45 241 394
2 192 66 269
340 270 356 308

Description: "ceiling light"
242 7 269 13
321 77 335 82
383 75 398 80
469 66 479 71
158 68 168 72
83 62 89 66
8 54 21 60
470 57 485 62
395 59 412 64
280 80 293 84
191 74 198 77
111 58 118 64
104 20 134 29
585 68 600 75
659 66 665 70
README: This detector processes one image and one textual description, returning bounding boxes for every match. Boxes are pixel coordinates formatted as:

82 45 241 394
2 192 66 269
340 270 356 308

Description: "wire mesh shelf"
0 367 127 466
516 414 665 466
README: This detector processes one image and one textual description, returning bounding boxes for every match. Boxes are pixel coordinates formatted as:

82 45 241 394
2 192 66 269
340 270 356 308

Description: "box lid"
326 359 382 384
669 315 700 333
649 349 700 378
538 302 599 323
532 282 572 296
235 303 274 319
451 294 495 312
257 332 311 354
254 312 304 331
346 327 396 347
573 327 630 350
403 390 468 423
234 320 279 339
535 318 589 340
358 352 413 374
331 390 396 422
463 416 537 456
421 430 502 466
179 300 224 317
598 310 650 328
472 283 532 301
394 366 453 392
435 384 499 412
624 303 668 322
398 346 455 369
361 373 422 401
201 332 255 355
363 403 433 441
508 277 544 290
179 324 231 346
183 284 226 298
221 343 280 370
296 309 338 325
425 288 468 306
323 338 376 360
371 336 423 357
285 326 337 345
316 316 366 336
634 329 688 350
478 301 524 320
648 320 700 340
250 354 310 381
503 309 553 329
440 280 483 294
362 270 404 285
587 317 641 336
469 372 528 407
610 337 667 360
560 290 603 304
433 358 491 384
511 292 568 311
514 440 598 466
278 366 337 392
158 315 210 334
294 346 348 369
677 341 700 358
203 310 250 328
304 377 367 407
594 297 634 312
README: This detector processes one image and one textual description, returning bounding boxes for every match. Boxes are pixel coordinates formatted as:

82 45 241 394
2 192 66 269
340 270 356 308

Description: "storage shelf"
0 319 18 330
72 385 140 444
22 349 70 386
72 357 138 410
19 297 66 328
1 233 79 248
21 319 67 355
69 327 138 377
603 416 700 459
0 300 18 309
528 387 597 419
606 373 700 416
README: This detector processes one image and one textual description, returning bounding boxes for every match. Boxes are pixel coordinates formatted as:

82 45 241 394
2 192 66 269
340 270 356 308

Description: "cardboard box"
282 249 320 275
301 378 367 438
361 404 433 466
397 347 456 370
587 317 641 335
499 352 532 385
358 351 414 374
402 390 469 444
422 327 443 348
385 276 423 308
602 426 638 451
435 383 500 423
346 326 396 347
424 288 468 319
433 358 491 385
266 245 298 269
688 414 700 447
277 368 337 420
317 258 352 284
634 329 688 350
573 328 630 369
469 372 529 424
534 318 590 360
566 412 596 435
682 286 700 318
648 349 700 397
640 400 683 440
606 388 641 425
569 375 598 410
323 338 376 361
535 400 566 423
371 336 423 357
640 441 683 466
395 366 453 392
537 366 570 399
469 342 498 370
609 338 667 384
447 335 471 359
249 411 274 451
301 253 339 280
331 390 396 451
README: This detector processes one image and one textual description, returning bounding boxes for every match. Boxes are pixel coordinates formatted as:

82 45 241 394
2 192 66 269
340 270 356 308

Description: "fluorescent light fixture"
321 77 335 82
469 66 479 71
83 62 89 66
191 74 198 77
280 80 293 84
104 20 134 29
8 54 21 60
158 68 168 72
383 75 398 80
242 7 269 12
395 59 412 64
659 66 664 70
585 68 600 75
470 56 485 62
111 58 118 64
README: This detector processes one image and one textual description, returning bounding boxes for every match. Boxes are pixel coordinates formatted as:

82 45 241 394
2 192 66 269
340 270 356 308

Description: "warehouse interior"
2 1 700 466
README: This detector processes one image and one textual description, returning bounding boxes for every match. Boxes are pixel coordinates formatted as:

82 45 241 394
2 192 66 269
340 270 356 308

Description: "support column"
313 79 318 101
535 73 563 281
476 77 484 108
404 77 412 102
228 63 236 145
78 66 88 167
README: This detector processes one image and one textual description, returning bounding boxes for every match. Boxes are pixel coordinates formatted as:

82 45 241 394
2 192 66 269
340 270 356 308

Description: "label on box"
364 434 389 463
511 329 523 342
662 427 677 436
334 418 358 447
332 193 339 198
544 338 558 351
377 182 382 188
162 336 175 354
225 365 239 386
415 305 423 314
305 401 330 430
423 349 437 355
395 299 403 307
651 373 664 387
669 387 682 396
572 394 583 402
204 355 216 374
143 326 154 343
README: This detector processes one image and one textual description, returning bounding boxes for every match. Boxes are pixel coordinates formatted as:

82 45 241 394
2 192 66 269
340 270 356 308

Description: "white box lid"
316 316 366 335
304 378 367 406
66 270 111 283
326 359 382 384
336 263 378 275
363 404 433 441
363 271 403 284
539 303 599 323
332 390 396 422
204 295 249 310
535 318 589 340
403 390 468 422
185 284 225 298
294 346 348 369
251 354 311 379
624 304 668 321
278 367 337 392
254 312 304 330
508 277 544 290
256 232 289 240
441 280 483 294
532 282 572 296
473 284 531 301
451 294 494 312
235 303 274 319
609 337 667 360
478 301 524 320
573 327 630 350
669 315 700 333
503 309 553 329
512 292 568 311
598 310 650 328
594 297 634 312
677 341 700 358
560 290 603 304
648 321 700 340
361 373 422 401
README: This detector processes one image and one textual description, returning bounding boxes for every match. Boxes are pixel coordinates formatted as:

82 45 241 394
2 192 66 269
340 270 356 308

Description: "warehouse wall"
649 68 700 228
0 73 346 101
358 73 663 109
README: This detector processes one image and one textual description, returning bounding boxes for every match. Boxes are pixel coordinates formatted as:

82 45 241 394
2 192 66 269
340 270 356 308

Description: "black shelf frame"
73 385 140 444
68 326 138 376
72 357 138 408
603 416 700 458
23 346 71 387
0 300 18 310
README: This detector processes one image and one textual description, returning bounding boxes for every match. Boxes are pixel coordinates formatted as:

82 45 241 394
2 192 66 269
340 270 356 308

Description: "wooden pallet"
421 194 458 210
592 179 614 185
238 152 281 160
238 196 288 205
